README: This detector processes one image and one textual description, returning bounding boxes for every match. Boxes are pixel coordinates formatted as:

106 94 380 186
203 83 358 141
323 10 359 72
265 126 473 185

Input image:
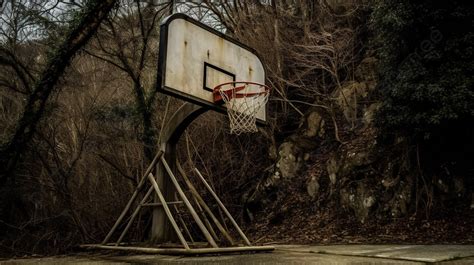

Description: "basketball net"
217 83 270 135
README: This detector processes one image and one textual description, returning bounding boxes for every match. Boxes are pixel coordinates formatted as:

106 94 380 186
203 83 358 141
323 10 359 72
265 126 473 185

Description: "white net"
218 83 270 135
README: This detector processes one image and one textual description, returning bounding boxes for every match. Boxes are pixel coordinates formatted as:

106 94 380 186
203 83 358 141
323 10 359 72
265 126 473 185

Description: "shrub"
372 0 474 139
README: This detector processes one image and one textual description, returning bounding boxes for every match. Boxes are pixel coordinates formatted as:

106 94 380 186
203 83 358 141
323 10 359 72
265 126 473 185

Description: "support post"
151 103 208 243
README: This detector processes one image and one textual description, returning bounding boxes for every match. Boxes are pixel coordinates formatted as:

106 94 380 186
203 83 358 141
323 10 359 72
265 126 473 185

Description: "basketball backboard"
157 14 267 122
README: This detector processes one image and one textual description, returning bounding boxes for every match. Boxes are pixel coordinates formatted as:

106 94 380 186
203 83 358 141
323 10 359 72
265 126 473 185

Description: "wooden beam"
194 168 251 246
173 204 195 244
81 244 275 255
142 201 183 207
102 151 163 244
116 186 154 245
176 161 235 245
148 173 189 249
193 196 219 242
161 157 218 248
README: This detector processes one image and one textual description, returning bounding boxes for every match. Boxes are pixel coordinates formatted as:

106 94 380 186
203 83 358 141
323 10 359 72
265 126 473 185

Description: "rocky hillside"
243 53 473 244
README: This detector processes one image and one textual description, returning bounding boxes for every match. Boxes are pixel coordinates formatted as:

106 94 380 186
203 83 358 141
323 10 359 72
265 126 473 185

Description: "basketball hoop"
213 81 270 135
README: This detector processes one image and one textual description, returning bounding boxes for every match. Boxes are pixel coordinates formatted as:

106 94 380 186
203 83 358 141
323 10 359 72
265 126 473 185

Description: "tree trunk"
132 82 157 162
142 106 157 161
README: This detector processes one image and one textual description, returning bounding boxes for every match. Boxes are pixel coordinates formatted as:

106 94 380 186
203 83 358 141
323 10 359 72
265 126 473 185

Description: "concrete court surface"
1 245 474 264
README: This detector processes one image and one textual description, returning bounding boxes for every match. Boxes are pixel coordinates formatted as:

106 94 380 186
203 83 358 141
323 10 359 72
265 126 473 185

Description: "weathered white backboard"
157 14 267 122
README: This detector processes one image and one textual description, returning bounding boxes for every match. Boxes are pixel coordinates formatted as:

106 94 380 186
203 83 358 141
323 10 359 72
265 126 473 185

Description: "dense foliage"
372 0 474 139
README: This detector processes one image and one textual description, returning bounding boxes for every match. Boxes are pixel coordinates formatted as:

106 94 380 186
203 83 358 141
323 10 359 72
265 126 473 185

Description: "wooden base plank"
80 244 275 255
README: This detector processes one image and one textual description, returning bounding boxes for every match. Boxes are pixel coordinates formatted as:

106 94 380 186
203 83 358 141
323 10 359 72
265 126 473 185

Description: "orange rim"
213 81 270 103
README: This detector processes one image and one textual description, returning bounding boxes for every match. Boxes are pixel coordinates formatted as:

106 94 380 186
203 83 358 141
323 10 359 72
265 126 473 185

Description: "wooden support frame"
88 153 274 255
86 103 274 256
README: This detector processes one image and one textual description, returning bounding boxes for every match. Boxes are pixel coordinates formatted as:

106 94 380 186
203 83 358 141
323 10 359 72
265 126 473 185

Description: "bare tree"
202 0 365 140
85 0 172 161
0 0 118 187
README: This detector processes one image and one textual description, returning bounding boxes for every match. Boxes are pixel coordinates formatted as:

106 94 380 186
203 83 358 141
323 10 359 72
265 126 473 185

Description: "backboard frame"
156 13 268 125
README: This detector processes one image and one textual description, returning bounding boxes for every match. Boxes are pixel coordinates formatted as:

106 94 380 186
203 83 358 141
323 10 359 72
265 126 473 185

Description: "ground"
2 245 474 264
250 209 474 245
